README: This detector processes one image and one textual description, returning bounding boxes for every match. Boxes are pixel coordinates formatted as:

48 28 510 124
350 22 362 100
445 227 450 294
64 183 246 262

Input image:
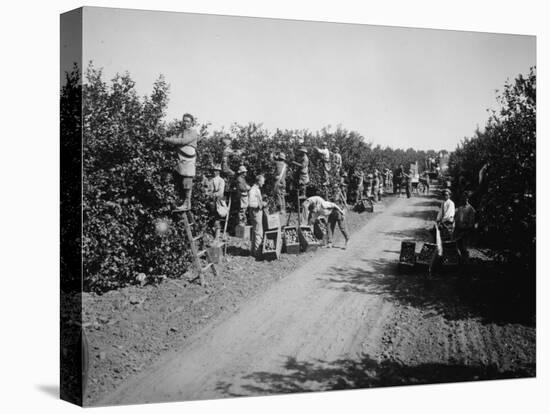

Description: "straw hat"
237 165 248 174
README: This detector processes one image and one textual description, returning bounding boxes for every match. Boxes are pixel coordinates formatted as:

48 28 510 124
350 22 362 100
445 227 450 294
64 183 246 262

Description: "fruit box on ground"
363 199 374 213
298 225 320 252
262 229 282 260
399 240 416 267
234 224 251 240
283 226 301 254
207 241 225 264
263 213 281 231
416 242 438 267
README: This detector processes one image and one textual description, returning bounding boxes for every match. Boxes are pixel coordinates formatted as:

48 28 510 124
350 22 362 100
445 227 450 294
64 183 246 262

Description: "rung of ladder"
201 263 213 272
197 250 207 257
193 235 202 241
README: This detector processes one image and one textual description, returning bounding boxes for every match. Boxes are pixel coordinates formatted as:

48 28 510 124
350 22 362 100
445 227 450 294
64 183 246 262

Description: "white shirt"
437 199 455 222
303 196 343 222
316 147 330 162
248 184 263 209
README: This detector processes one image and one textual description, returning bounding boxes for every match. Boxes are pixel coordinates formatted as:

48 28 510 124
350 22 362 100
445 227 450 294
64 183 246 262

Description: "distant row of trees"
448 68 536 273
63 63 441 292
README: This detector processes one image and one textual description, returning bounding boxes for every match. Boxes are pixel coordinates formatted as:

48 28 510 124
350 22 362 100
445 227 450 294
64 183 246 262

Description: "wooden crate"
234 224 251 240
416 242 437 266
363 199 374 213
399 240 416 267
207 242 225 264
283 226 300 254
263 213 281 231
313 217 328 240
262 229 282 260
298 225 319 252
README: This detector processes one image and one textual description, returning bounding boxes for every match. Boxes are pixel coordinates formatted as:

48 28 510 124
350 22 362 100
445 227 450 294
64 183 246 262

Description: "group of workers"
435 189 477 262
162 112 448 258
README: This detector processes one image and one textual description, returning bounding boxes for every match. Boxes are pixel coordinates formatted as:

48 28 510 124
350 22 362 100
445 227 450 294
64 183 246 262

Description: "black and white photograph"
57 3 537 409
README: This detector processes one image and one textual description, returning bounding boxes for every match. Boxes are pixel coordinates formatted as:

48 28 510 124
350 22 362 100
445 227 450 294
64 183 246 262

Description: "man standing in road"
454 192 476 263
393 165 403 195
164 113 201 211
302 195 349 249
248 175 268 257
436 189 456 240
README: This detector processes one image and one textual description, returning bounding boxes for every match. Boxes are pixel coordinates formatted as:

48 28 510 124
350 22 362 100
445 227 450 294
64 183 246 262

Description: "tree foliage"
60 64 439 292
448 68 536 271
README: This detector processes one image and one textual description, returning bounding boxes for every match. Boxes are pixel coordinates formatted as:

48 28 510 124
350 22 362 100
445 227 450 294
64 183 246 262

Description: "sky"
68 7 535 151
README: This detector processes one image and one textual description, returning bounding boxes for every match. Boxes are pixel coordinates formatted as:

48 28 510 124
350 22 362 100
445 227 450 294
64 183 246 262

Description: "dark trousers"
327 210 349 244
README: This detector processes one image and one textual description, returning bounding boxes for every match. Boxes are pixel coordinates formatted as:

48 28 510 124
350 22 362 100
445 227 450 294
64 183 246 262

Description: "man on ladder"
163 113 201 211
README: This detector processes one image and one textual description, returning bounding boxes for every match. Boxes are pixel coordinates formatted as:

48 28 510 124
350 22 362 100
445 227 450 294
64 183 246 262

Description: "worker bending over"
302 196 349 249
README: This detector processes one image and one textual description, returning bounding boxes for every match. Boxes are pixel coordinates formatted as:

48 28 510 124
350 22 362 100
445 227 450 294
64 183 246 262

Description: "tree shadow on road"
382 227 433 241
215 354 534 397
392 209 438 221
319 258 534 326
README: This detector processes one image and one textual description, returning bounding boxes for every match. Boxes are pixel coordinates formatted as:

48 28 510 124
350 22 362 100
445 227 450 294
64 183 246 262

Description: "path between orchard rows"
99 193 535 405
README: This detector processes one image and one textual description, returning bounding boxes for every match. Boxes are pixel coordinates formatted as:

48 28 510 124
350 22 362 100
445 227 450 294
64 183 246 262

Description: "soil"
82 196 391 405
83 190 535 406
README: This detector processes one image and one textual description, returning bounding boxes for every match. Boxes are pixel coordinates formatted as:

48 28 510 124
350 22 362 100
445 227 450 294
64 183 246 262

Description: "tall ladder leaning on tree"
172 210 218 286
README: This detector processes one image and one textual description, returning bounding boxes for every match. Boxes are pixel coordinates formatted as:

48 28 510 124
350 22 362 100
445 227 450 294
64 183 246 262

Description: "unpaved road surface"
100 194 535 406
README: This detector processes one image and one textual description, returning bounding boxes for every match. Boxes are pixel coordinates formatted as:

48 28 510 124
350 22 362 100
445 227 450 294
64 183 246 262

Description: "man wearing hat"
204 164 226 240
302 195 349 249
164 113 201 211
235 165 250 226
272 152 288 214
248 175 268 256
291 146 310 198
314 142 331 185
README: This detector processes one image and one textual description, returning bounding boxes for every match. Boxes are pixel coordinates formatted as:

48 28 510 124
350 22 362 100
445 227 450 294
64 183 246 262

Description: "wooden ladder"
286 188 306 227
174 210 217 286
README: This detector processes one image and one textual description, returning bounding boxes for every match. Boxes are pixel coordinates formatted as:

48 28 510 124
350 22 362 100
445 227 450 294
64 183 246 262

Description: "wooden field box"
283 226 301 254
234 224 251 240
416 242 438 267
263 213 281 231
363 199 374 213
399 240 416 268
298 225 320 252
206 241 225 264
262 228 282 260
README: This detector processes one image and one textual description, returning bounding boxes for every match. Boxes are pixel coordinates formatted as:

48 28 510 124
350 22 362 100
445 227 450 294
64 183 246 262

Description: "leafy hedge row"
62 64 440 292
448 68 536 271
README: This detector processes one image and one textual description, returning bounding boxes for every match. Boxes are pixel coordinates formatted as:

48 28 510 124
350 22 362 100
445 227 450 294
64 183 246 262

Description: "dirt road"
100 194 535 405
